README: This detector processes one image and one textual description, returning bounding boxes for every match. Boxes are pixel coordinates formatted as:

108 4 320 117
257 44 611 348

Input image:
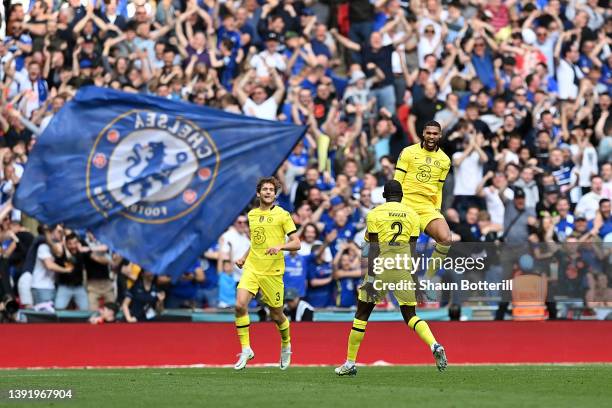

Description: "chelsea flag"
14 86 306 277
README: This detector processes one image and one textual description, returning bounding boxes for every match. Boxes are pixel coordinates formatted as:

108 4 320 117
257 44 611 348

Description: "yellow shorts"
358 268 417 306
405 195 444 232
237 268 284 308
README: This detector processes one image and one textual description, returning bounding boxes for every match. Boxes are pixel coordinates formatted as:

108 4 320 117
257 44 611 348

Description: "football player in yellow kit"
335 181 447 376
233 177 301 370
394 120 453 279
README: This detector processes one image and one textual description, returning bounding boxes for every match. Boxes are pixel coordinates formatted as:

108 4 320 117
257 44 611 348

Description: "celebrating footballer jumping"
334 120 452 376
335 180 448 376
233 177 301 370
394 121 453 279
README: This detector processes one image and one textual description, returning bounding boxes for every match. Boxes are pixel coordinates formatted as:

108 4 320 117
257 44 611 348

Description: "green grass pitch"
1 365 610 408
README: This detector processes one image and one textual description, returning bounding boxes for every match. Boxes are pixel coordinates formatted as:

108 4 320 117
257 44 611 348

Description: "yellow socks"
277 318 291 348
408 315 436 348
426 243 450 278
237 315 291 351
346 318 368 364
235 315 251 351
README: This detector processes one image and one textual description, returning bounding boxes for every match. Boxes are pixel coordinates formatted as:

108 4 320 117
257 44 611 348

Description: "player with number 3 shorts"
233 177 301 371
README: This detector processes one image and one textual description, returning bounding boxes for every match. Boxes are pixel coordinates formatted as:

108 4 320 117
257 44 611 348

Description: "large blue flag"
14 86 306 277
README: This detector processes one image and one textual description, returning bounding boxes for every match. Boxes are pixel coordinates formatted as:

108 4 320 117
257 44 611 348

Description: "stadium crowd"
0 0 611 322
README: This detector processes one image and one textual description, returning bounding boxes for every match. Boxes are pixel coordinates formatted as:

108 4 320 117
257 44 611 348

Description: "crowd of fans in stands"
0 0 611 321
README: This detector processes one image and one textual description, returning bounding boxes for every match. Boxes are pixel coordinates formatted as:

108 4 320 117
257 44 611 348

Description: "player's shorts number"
252 227 266 245
416 164 432 182
390 222 403 245
275 292 280 302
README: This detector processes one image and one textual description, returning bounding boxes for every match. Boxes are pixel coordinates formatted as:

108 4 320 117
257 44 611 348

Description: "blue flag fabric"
14 87 306 278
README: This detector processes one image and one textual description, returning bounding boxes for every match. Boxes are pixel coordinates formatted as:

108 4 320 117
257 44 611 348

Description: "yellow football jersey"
365 201 420 243
244 205 297 275
394 143 451 209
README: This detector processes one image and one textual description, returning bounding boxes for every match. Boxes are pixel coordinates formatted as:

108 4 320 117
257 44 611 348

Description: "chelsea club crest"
86 110 220 223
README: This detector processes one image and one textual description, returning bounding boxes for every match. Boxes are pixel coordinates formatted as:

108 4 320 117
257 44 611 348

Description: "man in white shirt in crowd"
235 66 285 121
477 171 515 227
220 215 251 284
249 32 286 77
556 43 583 101
30 225 73 306
575 175 604 221
452 132 488 215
